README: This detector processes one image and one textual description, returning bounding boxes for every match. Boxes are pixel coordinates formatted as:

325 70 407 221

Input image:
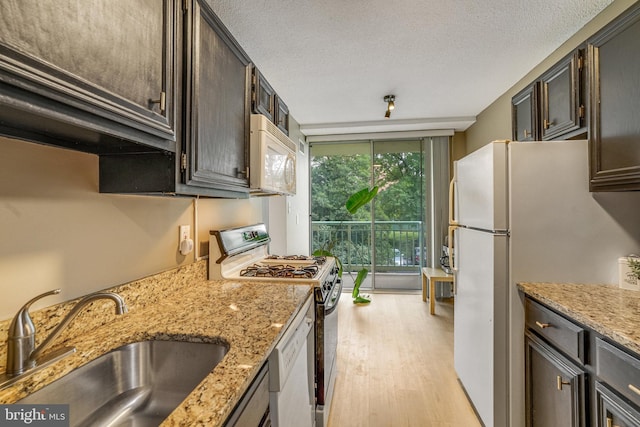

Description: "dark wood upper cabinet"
512 83 539 141
100 0 252 198
588 2 640 191
0 0 177 154
252 67 276 122
275 95 290 136
182 0 251 194
511 48 585 142
2 0 294 198
252 67 290 136
539 49 585 140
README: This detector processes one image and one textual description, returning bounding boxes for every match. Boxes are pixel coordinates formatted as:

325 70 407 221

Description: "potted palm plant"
313 186 378 304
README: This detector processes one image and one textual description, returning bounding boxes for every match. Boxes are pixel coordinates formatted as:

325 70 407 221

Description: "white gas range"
209 223 340 299
209 223 341 427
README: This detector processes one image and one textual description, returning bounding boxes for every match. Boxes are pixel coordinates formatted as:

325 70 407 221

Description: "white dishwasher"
269 295 314 427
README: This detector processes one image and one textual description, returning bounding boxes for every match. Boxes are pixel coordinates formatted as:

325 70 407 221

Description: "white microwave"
249 114 297 196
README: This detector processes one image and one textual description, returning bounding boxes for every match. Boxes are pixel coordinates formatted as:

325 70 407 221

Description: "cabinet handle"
629 383 640 396
523 129 531 139
543 119 555 129
149 91 166 113
607 415 622 427
535 321 551 329
556 376 570 391
607 415 621 427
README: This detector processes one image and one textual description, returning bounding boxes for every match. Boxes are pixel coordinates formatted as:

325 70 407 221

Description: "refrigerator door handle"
449 166 458 226
448 225 458 294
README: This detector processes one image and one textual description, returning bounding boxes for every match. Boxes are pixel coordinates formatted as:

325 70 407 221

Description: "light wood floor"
327 293 482 427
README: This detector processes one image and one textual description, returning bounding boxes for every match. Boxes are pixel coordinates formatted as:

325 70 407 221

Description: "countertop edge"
0 260 315 426
518 282 640 356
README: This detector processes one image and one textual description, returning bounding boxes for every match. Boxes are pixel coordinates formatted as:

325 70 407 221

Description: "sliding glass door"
310 139 426 291
371 140 424 290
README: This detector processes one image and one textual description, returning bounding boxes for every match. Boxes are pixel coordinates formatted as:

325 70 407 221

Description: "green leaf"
351 268 368 298
353 296 371 304
335 257 343 278
345 186 379 214
312 249 335 258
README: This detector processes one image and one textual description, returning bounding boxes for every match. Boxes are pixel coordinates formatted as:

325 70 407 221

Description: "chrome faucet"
4 289 128 378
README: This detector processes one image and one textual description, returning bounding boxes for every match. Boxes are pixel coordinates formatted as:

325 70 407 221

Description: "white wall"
265 116 310 255
287 119 310 255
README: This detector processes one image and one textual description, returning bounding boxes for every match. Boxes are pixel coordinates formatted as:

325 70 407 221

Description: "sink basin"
19 340 228 427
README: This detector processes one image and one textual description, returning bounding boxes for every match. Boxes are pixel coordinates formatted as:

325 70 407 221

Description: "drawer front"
596 338 640 408
525 298 585 363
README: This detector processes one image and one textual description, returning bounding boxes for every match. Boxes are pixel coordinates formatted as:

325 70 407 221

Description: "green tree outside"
311 147 425 270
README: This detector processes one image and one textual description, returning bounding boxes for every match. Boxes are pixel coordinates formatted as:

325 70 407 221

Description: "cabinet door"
183 0 251 193
588 3 640 191
525 334 586 427
540 49 585 140
512 83 538 141
252 67 276 122
275 95 290 136
0 0 176 152
596 382 640 427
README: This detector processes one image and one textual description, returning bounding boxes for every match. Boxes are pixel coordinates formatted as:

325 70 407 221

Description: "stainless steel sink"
19 340 228 427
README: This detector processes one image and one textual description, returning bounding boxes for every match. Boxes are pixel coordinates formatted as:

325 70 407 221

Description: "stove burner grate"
240 263 319 279
265 255 327 265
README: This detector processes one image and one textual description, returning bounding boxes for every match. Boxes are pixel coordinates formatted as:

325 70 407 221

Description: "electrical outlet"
179 225 190 243
178 225 193 256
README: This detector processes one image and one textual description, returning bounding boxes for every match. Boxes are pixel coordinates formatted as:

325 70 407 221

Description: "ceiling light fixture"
384 95 395 118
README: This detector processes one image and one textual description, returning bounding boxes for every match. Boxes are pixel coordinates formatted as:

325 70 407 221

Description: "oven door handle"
324 278 343 315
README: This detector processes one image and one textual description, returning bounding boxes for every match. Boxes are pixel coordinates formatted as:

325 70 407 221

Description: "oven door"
325 277 343 316
315 277 342 407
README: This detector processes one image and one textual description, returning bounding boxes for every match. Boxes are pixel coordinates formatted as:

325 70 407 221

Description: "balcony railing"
311 220 424 272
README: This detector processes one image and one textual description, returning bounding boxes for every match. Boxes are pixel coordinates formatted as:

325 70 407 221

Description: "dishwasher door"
269 296 314 427
225 363 270 426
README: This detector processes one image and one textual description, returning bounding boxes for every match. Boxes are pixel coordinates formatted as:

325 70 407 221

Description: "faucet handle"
8 289 61 339
6 289 61 376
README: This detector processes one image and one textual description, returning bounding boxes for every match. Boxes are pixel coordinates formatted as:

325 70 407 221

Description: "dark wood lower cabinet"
596 382 640 427
524 296 640 427
525 333 586 427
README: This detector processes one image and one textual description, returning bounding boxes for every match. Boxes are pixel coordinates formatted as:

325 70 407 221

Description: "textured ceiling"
209 0 613 134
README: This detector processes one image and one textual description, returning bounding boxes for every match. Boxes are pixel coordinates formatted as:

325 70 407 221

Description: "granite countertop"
0 261 313 426
518 282 640 355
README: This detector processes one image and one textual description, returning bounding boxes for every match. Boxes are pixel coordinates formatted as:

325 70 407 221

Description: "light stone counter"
518 282 640 355
0 260 313 426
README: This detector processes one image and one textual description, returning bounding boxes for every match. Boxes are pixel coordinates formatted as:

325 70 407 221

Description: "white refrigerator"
449 139 640 427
